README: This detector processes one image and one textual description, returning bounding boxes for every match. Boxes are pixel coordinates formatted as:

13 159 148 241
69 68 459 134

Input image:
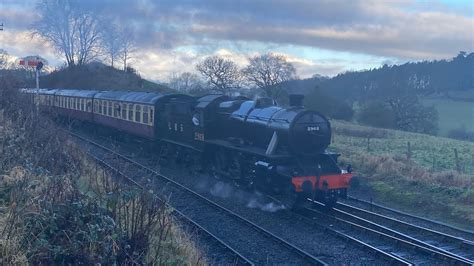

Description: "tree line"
168 53 297 100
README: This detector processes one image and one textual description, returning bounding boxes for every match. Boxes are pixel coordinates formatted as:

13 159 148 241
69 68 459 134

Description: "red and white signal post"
19 57 44 89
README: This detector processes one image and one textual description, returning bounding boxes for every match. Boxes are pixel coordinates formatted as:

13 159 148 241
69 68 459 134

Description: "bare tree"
75 11 101 65
100 22 121 68
196 56 241 95
0 49 10 69
33 0 101 66
168 72 203 92
242 53 297 99
118 28 136 71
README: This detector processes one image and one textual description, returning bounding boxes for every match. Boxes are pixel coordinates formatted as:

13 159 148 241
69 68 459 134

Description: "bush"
357 101 395 128
304 86 354 120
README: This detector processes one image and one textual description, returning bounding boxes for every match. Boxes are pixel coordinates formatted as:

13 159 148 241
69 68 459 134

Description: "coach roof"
94 91 164 104
55 89 100 98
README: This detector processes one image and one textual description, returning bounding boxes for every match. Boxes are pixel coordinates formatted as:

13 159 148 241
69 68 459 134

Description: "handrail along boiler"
23 88 353 207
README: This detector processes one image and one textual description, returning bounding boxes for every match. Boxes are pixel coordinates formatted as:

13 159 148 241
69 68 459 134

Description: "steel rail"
292 209 412 265
346 196 474 236
306 200 472 265
307 204 471 265
336 201 474 262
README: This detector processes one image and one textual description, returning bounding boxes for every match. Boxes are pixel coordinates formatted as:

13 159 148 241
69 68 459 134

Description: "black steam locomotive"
24 88 352 207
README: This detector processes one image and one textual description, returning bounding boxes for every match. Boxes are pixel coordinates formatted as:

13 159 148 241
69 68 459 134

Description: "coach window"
69 98 73 109
135 105 141 122
128 104 133 120
87 100 92 112
114 103 119 117
107 101 112 116
143 106 148 124
121 103 127 119
150 107 154 124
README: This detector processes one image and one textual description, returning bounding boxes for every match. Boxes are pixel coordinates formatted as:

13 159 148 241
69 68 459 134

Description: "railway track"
70 131 327 265
290 210 412 265
68 126 402 265
344 196 474 241
335 201 474 263
307 200 472 265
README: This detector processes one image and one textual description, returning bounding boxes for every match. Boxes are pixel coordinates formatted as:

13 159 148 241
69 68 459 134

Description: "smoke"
246 198 286 213
210 181 235 198
197 178 286 213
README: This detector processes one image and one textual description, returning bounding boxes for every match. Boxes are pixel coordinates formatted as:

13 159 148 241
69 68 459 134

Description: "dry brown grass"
0 75 206 264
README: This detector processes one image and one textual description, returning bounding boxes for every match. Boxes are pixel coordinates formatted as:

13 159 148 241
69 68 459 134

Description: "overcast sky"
0 0 473 82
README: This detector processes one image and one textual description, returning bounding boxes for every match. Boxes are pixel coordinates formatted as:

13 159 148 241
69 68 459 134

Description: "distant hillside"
283 52 474 102
40 62 173 92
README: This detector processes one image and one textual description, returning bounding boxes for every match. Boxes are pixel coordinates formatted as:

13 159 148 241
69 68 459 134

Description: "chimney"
289 94 304 107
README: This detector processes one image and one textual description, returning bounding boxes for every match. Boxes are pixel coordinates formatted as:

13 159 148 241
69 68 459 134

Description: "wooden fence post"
454 148 461 173
407 141 412 160
431 149 436 170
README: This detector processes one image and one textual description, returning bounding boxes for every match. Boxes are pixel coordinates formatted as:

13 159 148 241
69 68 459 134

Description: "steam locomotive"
23 88 352 207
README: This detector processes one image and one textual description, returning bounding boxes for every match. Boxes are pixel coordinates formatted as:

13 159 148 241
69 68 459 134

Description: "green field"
330 120 474 227
423 99 474 136
331 120 474 174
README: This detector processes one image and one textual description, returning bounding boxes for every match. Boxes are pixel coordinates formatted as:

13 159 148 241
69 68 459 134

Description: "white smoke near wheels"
203 179 286 213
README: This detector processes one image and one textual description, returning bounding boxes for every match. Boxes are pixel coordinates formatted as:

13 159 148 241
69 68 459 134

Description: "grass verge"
0 75 205 264
331 120 474 228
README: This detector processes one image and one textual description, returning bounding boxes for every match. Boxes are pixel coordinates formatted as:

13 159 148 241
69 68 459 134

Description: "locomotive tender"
24 88 352 207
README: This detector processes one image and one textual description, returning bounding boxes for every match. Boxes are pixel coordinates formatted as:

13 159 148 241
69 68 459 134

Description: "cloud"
1 0 472 80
